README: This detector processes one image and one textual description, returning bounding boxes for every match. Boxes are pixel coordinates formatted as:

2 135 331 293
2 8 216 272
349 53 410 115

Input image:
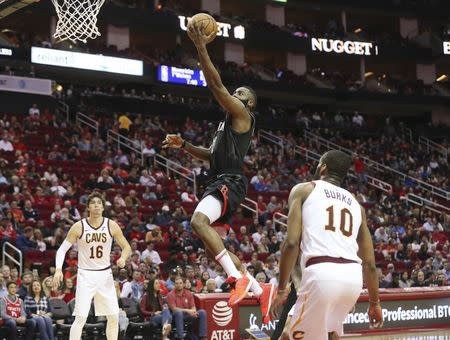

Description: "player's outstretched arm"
357 207 383 329
110 220 131 268
53 221 82 289
188 23 248 120
162 134 210 162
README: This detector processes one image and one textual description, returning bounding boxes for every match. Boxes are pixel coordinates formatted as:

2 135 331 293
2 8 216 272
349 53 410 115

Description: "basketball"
187 13 218 44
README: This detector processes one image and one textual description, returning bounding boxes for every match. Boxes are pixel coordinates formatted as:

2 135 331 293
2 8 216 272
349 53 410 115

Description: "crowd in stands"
0 95 447 337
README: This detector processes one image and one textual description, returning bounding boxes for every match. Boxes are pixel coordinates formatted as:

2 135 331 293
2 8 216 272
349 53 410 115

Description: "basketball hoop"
51 0 105 43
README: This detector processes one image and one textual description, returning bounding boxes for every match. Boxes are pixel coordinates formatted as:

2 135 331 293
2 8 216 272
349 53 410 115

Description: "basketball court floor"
347 329 450 339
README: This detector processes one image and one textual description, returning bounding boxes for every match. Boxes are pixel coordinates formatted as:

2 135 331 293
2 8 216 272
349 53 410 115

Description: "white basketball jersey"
300 180 362 268
78 218 113 270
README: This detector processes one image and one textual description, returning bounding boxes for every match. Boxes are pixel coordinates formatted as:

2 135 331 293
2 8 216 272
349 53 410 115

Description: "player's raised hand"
53 269 63 290
162 134 184 149
368 302 383 329
187 21 216 47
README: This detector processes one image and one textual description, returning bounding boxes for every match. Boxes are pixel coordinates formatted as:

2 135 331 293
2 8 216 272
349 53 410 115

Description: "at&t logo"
212 301 233 326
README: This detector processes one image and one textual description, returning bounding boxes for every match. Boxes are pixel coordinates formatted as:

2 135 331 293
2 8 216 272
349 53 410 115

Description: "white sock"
215 249 242 279
246 271 263 297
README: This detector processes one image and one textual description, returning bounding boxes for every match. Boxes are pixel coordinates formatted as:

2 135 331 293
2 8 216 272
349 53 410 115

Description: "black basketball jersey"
209 112 255 176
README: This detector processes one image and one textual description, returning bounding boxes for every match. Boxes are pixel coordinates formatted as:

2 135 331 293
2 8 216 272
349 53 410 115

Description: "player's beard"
240 98 249 107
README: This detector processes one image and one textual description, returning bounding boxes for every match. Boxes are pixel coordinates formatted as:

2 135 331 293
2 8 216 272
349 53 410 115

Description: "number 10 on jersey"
324 205 353 237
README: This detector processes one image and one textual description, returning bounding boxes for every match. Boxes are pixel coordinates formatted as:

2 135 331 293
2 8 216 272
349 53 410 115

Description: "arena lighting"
364 72 374 77
354 28 362 33
436 75 448 82
30 47 144 76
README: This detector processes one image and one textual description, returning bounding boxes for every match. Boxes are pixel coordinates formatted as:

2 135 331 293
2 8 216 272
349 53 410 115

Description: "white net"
51 0 106 43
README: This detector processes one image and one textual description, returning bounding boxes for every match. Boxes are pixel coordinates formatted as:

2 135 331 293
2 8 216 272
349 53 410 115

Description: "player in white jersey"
53 192 131 340
270 150 383 340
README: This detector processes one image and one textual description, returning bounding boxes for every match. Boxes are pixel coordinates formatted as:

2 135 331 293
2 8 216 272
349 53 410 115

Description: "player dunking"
162 22 275 321
270 150 383 340
53 192 131 340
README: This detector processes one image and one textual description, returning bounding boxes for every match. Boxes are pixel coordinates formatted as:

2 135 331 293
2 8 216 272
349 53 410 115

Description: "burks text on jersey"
323 189 352 205
86 232 108 243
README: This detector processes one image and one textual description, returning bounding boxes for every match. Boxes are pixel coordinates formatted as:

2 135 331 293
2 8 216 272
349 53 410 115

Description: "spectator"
120 270 144 301
97 169 114 190
412 270 428 287
0 281 36 340
28 104 40 118
205 279 218 293
140 278 172 339
214 265 227 291
352 111 364 126
10 201 25 224
139 170 157 187
198 271 211 293
252 224 265 245
434 271 448 287
0 135 13 152
240 235 255 253
399 272 413 288
268 235 280 254
125 190 141 208
224 230 240 252
22 200 39 222
58 278 75 303
113 150 129 166
118 113 132 136
374 226 389 243
41 276 57 298
167 276 207 340
165 268 178 292
257 236 270 253
17 271 33 300
64 200 81 221
155 205 173 225
180 186 198 203
24 280 54 340
255 272 267 284
422 217 436 232
154 184 169 200
145 225 163 244
16 226 36 252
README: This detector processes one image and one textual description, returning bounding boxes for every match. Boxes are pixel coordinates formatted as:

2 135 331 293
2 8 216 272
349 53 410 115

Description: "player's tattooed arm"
110 220 131 268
